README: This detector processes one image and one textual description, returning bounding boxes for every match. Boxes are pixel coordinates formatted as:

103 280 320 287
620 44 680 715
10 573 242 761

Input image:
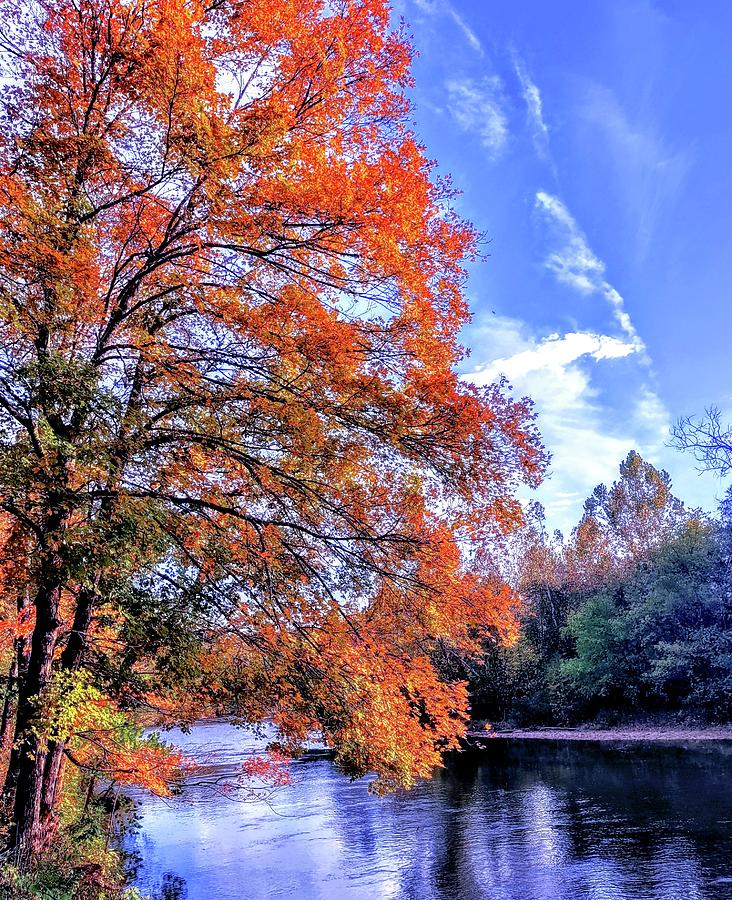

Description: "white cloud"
446 78 508 159
464 318 668 533
510 193 677 527
535 191 645 352
477 331 639 383
632 384 670 441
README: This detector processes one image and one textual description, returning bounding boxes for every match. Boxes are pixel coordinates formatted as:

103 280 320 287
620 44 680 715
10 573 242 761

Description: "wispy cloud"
448 7 483 55
535 191 645 351
579 82 690 261
412 0 483 55
513 54 550 160
446 77 508 159
633 384 671 442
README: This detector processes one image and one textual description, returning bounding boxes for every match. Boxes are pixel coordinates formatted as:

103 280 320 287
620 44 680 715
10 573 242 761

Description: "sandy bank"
465 726 732 743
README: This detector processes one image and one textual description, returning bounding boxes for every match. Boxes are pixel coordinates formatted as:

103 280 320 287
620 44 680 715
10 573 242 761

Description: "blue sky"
394 0 732 532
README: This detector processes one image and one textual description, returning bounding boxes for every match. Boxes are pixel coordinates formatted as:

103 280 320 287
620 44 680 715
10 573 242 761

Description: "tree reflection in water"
126 723 732 900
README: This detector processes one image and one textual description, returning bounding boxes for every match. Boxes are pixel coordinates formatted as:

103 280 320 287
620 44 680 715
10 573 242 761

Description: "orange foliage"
0 515 32 655
0 0 546 815
0 608 35 650
100 744 186 797
241 751 291 787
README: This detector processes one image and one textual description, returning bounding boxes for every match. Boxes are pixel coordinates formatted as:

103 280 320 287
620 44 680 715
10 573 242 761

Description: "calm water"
125 721 732 899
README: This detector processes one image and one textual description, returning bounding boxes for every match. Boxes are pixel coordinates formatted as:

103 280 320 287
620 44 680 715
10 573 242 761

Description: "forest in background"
466 450 732 728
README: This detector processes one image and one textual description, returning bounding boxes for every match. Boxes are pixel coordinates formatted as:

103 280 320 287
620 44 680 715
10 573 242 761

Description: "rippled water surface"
125 721 732 899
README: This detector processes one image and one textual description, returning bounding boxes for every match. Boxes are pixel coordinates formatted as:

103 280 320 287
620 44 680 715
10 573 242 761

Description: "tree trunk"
39 584 97 825
5 575 63 863
4 355 139 860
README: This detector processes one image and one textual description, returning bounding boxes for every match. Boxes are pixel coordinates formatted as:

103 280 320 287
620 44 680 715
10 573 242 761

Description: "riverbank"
466 725 732 743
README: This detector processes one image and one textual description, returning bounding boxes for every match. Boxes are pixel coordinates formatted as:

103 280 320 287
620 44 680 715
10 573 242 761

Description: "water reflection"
126 722 732 899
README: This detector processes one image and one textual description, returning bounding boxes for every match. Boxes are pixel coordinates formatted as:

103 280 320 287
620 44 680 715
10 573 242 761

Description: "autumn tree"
0 0 544 861
578 451 687 566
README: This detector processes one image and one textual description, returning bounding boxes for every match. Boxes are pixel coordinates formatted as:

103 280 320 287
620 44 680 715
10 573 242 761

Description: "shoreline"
465 726 732 743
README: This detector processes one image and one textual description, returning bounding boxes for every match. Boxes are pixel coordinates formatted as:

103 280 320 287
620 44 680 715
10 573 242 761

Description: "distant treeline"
466 451 732 726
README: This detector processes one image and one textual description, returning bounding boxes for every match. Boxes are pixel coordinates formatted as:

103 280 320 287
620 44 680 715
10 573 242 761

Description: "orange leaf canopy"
0 0 545 790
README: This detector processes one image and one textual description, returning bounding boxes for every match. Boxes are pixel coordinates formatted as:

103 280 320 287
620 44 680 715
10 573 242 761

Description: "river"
124 720 732 899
